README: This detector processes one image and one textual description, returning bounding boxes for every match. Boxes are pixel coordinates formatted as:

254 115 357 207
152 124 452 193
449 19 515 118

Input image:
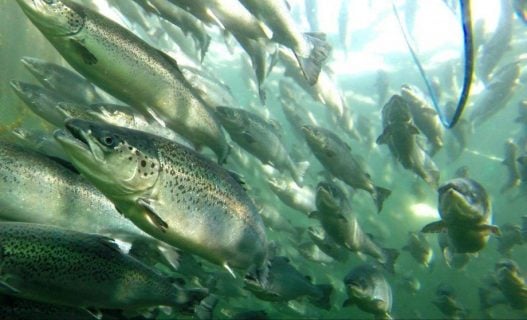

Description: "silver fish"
54 119 268 277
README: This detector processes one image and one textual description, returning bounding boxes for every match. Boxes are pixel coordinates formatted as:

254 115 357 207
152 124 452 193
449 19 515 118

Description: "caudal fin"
380 248 399 274
310 284 334 310
295 33 331 85
373 186 392 213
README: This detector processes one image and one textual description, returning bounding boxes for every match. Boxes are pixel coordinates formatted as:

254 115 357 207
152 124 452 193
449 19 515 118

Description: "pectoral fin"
70 39 98 65
421 220 447 233
138 198 168 232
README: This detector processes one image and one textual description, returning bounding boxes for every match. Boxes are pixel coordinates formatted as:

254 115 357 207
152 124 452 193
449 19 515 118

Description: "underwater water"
0 0 527 319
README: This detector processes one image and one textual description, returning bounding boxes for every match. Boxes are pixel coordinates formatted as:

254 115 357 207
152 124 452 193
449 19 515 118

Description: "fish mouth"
54 119 104 163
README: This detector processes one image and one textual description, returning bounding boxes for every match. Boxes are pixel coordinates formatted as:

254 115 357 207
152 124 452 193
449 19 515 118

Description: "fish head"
301 125 327 148
55 119 160 198
382 95 412 124
16 0 85 37
20 57 57 87
496 258 520 273
215 107 244 129
315 182 344 213
438 178 490 224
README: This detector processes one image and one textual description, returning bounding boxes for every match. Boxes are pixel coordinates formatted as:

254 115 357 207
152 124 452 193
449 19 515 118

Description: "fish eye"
99 135 117 147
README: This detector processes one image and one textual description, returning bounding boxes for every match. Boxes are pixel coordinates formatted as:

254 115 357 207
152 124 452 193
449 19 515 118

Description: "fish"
422 178 500 253
266 177 316 216
397 273 421 295
57 102 192 147
20 56 103 105
377 94 440 188
54 119 268 279
10 128 69 161
495 259 527 310
15 0 229 163
216 107 309 186
0 222 207 311
312 182 398 273
497 223 524 257
476 0 514 84
302 125 391 212
432 284 468 320
132 0 211 62
239 0 331 85
244 256 333 310
400 84 444 156
501 139 521 193
375 70 390 106
232 35 269 104
402 232 433 268
470 62 521 127
278 49 360 140
343 263 393 320
297 241 335 264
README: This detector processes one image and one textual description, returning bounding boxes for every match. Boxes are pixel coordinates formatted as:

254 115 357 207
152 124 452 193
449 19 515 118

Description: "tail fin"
310 284 334 310
380 248 399 274
373 186 392 213
292 160 310 187
295 33 331 85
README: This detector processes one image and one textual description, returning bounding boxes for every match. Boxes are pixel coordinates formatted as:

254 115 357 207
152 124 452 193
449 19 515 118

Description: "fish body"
244 256 333 310
500 139 521 193
432 284 467 319
343 264 393 320
0 142 143 238
307 227 350 263
302 125 391 212
495 259 527 310
217 107 308 186
497 223 524 257
266 177 316 216
470 62 520 126
313 182 398 273
400 84 443 156
0 222 203 309
55 119 268 274
377 95 440 187
16 0 228 163
402 232 433 268
422 178 500 253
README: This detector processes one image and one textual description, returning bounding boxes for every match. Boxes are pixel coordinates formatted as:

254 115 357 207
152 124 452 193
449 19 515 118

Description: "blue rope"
392 0 474 129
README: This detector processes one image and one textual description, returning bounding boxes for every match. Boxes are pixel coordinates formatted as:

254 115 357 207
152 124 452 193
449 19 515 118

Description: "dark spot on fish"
141 160 146 167
128 157 132 161
151 163 155 168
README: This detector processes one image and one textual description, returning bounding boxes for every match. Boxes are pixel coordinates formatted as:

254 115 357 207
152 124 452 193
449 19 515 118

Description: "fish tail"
380 248 399 274
373 186 392 213
311 284 334 310
295 33 331 85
